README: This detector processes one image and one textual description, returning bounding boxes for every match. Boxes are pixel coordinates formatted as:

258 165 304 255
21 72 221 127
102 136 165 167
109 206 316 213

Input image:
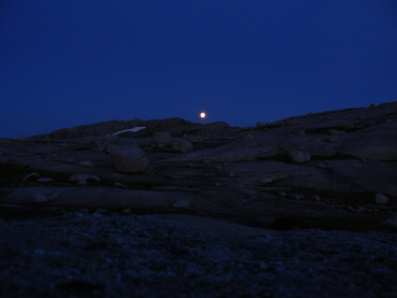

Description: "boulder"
108 144 149 174
375 193 390 205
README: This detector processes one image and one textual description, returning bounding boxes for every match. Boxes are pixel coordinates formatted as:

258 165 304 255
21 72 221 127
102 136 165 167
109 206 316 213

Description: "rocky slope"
0 101 397 297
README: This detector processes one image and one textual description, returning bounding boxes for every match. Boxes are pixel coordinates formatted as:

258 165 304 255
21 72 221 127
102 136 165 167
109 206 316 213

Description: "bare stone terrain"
0 101 397 297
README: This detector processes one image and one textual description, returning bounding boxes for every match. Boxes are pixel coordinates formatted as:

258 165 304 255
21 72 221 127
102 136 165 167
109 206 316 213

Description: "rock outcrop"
0 100 396 230
1 101 397 298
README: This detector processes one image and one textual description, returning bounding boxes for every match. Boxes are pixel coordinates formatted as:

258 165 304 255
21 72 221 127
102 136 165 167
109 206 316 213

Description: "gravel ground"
0 212 396 298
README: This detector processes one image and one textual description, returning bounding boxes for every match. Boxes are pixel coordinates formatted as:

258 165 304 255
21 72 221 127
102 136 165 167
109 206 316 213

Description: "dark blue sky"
1 0 396 137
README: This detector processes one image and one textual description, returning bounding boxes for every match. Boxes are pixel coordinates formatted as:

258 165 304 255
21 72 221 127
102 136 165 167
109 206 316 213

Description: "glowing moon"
199 112 207 120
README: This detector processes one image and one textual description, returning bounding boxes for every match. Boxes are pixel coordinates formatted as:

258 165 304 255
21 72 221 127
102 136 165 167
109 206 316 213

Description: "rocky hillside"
1 101 396 228
0 101 397 297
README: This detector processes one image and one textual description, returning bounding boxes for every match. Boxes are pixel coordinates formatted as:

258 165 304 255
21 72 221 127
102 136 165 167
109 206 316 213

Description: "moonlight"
199 111 207 120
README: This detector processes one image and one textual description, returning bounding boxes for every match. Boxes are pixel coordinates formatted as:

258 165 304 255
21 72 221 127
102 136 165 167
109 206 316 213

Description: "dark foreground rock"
1 101 397 297
0 212 396 298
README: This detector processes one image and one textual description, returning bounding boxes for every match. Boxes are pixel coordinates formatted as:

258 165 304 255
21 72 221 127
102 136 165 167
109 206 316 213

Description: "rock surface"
0 213 396 298
1 101 397 297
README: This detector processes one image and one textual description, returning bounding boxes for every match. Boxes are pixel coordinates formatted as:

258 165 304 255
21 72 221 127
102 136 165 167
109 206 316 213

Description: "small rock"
316 162 329 168
173 200 191 209
288 150 311 163
79 160 94 167
314 195 321 201
69 174 101 185
345 206 354 212
37 177 54 183
375 193 389 205
22 173 40 182
33 193 51 203
384 215 397 229
293 194 304 200
114 182 127 189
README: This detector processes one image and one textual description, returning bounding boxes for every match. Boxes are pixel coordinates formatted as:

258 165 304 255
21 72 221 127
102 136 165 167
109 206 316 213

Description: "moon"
199 111 207 120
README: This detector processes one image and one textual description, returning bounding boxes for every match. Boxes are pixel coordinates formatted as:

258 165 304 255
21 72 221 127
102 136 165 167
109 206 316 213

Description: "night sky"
1 0 396 137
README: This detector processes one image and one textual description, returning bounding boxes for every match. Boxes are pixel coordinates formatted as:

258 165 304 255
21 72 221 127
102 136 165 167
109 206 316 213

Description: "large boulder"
108 144 149 174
